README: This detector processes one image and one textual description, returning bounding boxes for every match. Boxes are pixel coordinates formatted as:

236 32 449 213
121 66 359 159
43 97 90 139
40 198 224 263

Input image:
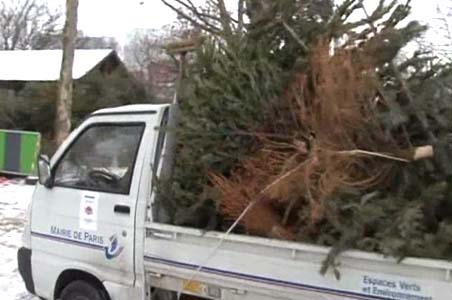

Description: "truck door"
30 119 149 296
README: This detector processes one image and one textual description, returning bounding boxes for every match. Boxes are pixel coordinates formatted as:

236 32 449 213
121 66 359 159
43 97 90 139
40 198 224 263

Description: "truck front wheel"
60 280 108 300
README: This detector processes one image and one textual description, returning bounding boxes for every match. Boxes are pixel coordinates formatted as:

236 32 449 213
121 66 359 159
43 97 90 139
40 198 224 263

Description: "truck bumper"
17 247 35 295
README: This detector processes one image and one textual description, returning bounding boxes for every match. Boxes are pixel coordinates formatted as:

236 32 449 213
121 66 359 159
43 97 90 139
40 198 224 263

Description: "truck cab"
18 104 169 300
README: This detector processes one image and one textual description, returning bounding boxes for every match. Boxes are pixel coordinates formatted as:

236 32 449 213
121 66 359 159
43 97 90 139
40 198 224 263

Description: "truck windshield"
53 123 145 194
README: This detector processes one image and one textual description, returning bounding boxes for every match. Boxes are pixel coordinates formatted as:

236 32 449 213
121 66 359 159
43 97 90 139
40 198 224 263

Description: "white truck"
18 104 452 300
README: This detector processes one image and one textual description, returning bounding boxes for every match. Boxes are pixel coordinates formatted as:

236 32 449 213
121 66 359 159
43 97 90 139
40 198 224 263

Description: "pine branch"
360 2 436 143
237 0 244 33
216 0 233 38
282 21 309 52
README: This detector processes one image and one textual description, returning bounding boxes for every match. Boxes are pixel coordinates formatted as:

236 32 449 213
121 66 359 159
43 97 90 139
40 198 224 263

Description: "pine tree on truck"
159 0 452 265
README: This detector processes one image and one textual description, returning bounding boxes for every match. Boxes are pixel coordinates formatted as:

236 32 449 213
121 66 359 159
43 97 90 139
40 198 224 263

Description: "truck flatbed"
145 223 452 300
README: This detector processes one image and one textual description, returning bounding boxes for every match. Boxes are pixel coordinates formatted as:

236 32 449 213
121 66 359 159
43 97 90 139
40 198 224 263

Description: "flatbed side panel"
144 224 452 300
146 223 452 271
146 262 337 300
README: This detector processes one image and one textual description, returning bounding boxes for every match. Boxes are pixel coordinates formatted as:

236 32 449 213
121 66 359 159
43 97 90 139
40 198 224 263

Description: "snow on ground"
0 179 38 300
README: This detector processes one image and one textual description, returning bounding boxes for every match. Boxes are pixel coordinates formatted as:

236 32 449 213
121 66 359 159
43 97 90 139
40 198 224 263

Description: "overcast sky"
47 0 448 45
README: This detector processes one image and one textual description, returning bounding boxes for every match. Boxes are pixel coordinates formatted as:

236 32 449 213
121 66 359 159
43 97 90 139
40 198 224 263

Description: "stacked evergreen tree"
159 0 452 267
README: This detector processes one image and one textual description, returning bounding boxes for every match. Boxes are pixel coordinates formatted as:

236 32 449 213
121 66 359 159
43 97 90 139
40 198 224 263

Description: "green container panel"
0 130 40 176
20 133 40 175
0 132 5 170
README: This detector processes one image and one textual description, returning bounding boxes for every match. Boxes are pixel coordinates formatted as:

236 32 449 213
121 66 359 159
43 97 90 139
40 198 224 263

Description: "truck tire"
60 280 108 300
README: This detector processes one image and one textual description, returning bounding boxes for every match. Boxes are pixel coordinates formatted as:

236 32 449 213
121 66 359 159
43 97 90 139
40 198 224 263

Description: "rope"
176 160 308 298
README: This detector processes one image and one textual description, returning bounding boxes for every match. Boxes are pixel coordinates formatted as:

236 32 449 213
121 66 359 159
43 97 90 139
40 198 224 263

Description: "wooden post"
154 38 204 223
54 0 78 146
165 37 204 103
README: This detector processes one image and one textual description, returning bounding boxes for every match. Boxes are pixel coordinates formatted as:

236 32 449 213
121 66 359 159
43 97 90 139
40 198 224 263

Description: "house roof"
0 49 117 81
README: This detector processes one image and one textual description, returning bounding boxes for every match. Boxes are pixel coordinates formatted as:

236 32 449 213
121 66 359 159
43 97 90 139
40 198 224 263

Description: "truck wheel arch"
53 269 110 300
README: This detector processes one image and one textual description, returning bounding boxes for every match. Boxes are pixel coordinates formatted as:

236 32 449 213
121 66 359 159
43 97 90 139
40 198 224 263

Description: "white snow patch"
0 182 38 300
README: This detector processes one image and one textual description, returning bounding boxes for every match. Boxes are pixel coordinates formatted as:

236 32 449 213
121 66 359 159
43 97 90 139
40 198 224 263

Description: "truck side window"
53 124 145 194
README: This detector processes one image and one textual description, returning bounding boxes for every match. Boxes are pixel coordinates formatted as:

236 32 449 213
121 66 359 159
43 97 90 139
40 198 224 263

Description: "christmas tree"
159 0 452 270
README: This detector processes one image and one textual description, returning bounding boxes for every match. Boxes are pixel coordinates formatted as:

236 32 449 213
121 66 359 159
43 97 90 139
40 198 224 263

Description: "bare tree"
76 32 119 50
124 26 191 102
161 0 223 34
159 0 278 42
125 29 164 74
414 2 452 63
0 0 61 50
54 0 78 146
433 4 452 62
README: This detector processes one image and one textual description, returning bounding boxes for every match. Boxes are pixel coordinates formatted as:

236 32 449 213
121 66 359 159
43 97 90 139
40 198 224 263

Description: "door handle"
114 204 130 215
150 231 174 240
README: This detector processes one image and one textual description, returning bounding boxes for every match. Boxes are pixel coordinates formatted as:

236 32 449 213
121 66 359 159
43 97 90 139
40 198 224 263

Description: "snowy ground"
0 179 38 300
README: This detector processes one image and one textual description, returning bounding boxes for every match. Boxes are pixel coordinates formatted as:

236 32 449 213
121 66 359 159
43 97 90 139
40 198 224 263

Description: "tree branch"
360 1 436 143
161 0 221 34
216 0 233 38
0 0 61 50
282 21 309 52
237 0 244 32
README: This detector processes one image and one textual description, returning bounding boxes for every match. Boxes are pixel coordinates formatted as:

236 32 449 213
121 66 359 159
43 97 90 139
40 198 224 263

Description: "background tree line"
0 0 160 152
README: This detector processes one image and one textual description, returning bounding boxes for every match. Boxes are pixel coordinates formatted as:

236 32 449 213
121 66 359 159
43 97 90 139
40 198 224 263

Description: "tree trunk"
54 0 78 146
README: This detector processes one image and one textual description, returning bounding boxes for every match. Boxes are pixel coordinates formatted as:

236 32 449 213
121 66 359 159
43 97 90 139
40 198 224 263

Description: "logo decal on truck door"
85 206 93 215
105 234 124 259
80 192 99 231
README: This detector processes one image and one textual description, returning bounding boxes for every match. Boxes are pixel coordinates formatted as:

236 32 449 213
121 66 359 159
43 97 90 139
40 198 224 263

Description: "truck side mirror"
37 155 53 188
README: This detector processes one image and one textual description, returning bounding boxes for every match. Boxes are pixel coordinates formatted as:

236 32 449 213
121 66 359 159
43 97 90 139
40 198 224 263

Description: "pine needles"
213 40 410 238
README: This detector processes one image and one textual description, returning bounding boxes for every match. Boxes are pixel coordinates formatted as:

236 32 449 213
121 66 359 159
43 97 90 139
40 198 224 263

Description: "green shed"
0 129 40 176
